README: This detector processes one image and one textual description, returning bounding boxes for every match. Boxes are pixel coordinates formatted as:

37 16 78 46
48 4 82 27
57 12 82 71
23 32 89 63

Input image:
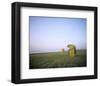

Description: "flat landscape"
29 49 86 69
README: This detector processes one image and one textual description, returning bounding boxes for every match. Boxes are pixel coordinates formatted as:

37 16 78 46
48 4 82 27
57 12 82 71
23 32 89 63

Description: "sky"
29 16 86 54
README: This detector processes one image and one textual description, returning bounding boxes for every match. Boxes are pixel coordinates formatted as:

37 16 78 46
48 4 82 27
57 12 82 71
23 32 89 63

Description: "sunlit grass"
29 49 86 69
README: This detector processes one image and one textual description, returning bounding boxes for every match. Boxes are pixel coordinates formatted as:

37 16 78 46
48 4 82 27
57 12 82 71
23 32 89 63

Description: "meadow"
29 49 86 69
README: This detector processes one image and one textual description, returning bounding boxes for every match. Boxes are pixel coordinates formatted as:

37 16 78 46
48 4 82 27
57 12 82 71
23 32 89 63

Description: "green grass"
29 49 86 69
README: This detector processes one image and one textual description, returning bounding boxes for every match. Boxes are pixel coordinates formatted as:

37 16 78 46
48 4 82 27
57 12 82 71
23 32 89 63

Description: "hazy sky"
29 16 86 53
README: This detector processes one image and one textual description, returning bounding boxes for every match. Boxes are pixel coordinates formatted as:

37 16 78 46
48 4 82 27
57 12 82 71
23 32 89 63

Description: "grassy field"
29 49 86 69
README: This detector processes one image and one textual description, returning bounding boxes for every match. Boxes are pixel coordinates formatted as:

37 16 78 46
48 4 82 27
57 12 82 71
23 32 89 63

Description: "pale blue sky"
29 16 86 53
